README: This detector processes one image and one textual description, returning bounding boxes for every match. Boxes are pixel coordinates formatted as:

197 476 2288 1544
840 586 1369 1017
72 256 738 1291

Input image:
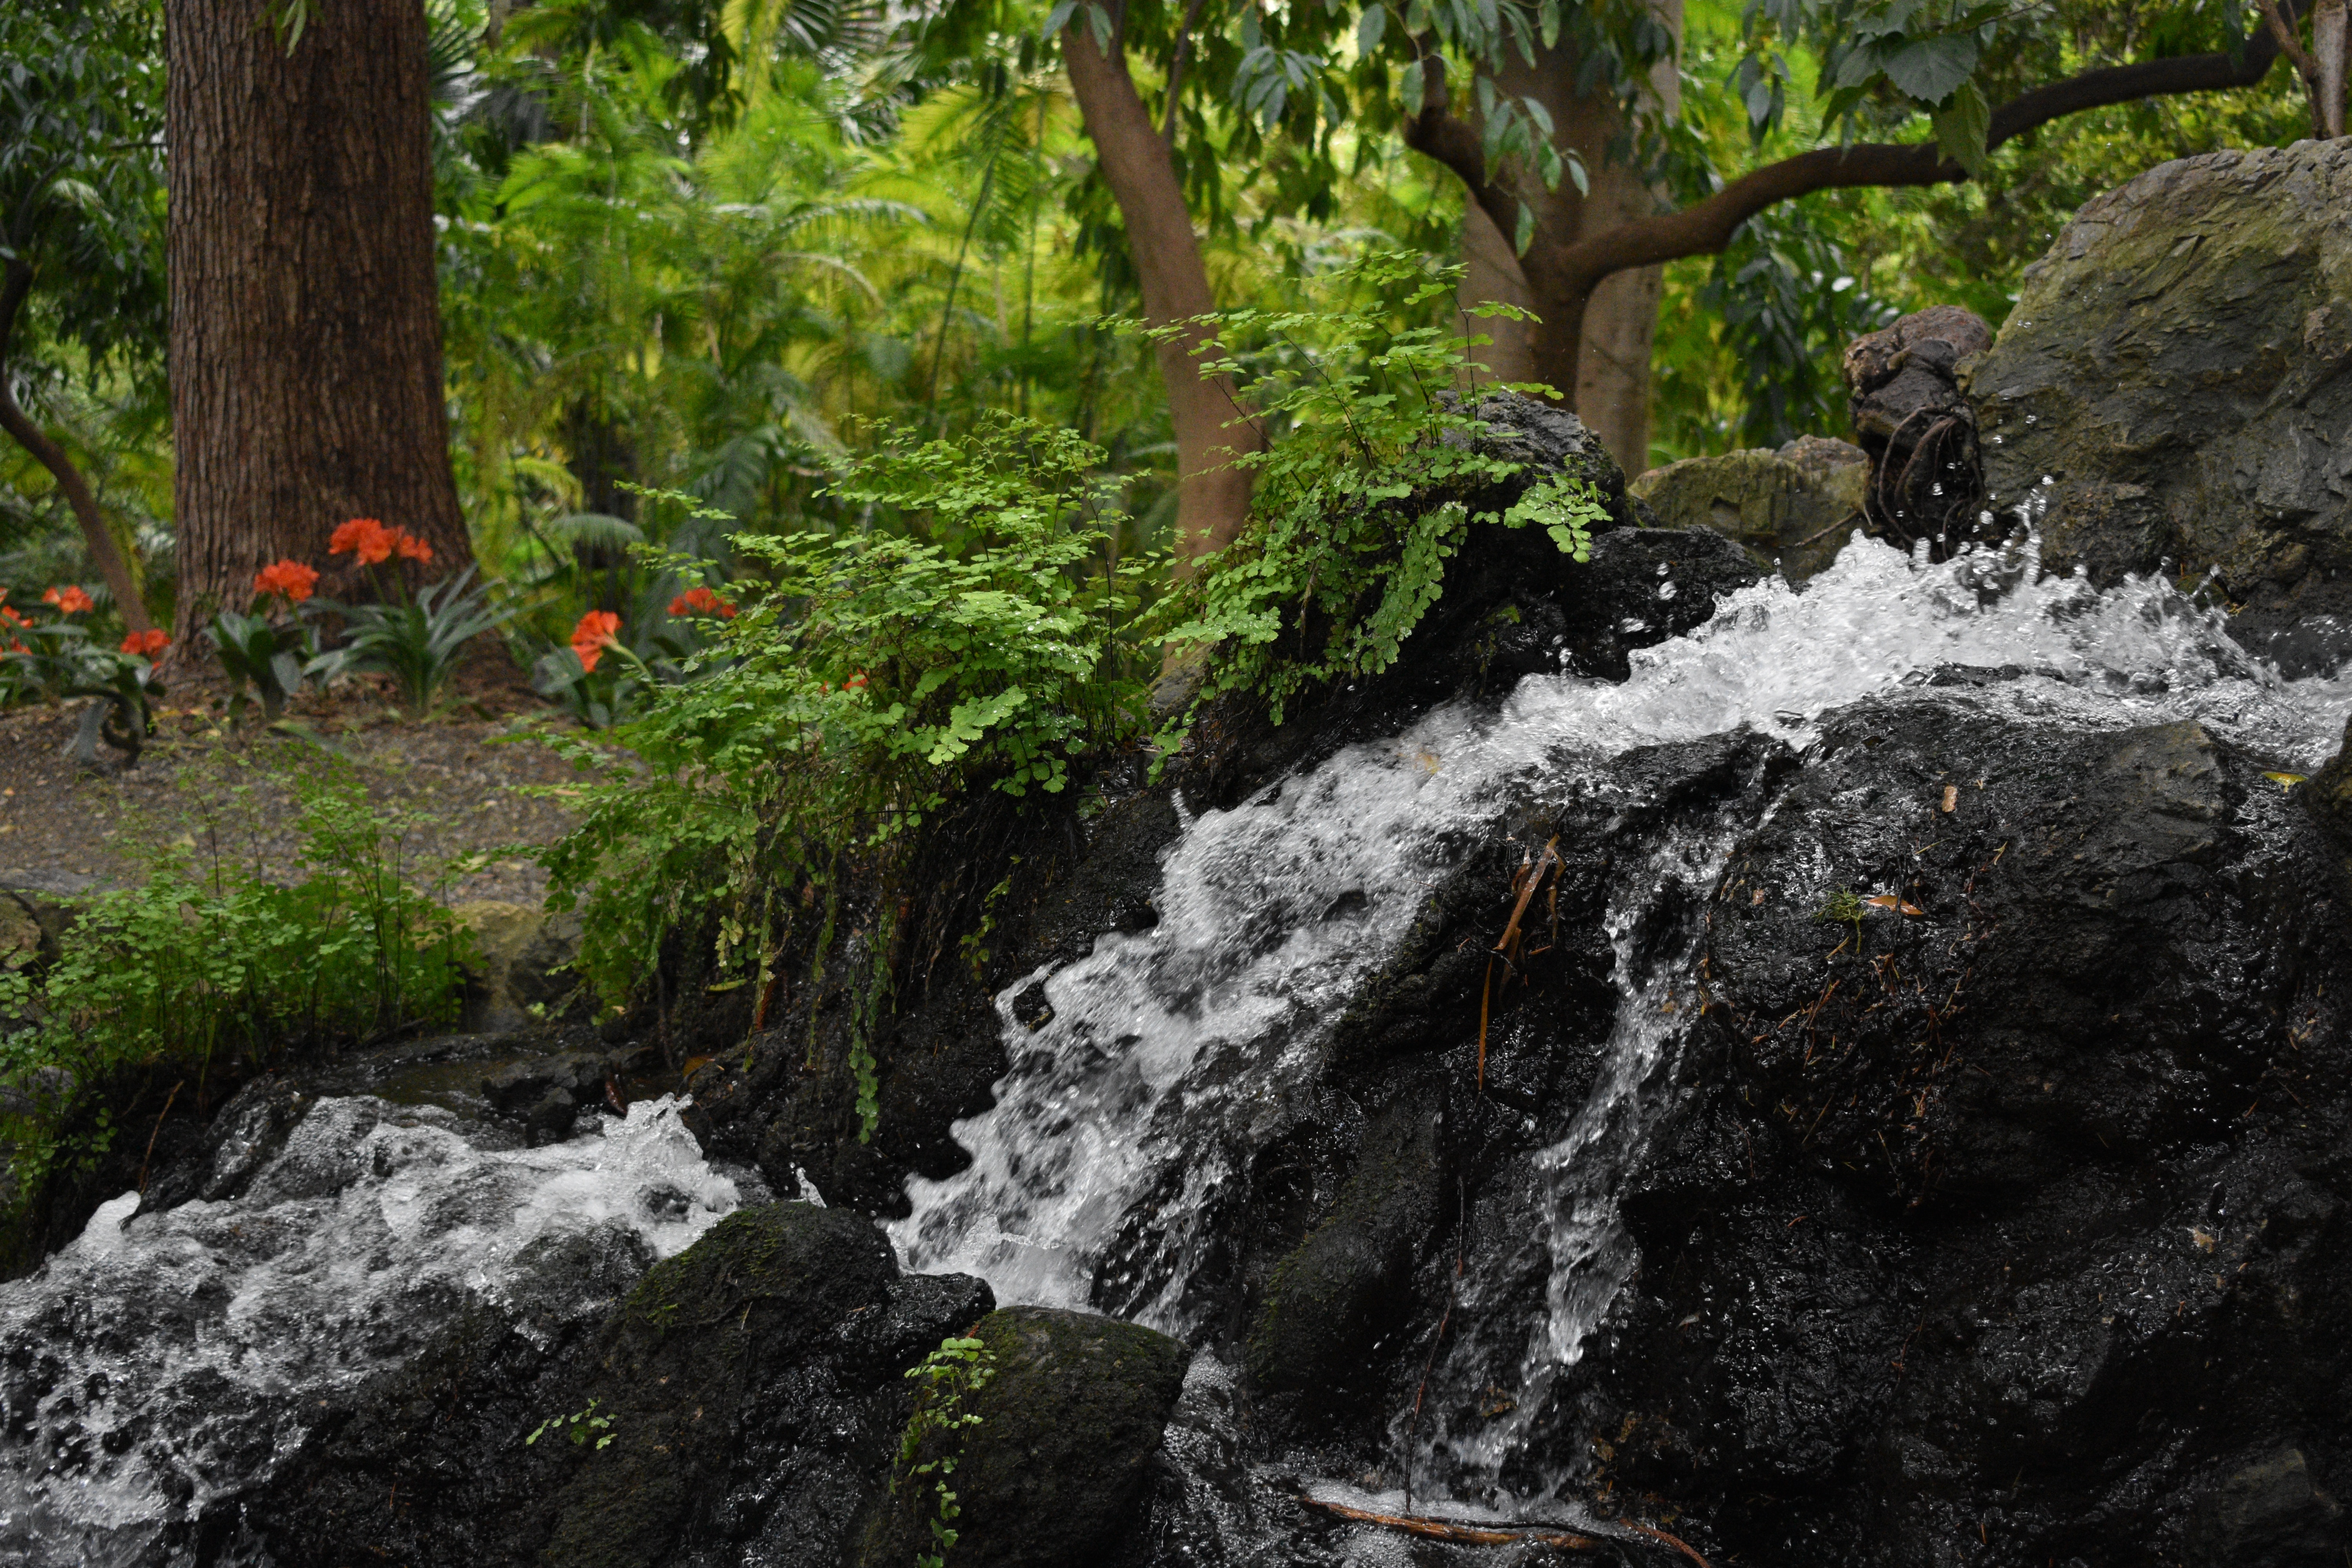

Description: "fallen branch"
1300 1495 1602 1549
1619 1515 1716 1568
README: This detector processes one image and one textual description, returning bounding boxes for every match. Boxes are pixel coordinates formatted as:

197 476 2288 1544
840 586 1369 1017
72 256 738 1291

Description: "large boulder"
859 1306 1189 1568
1630 437 1869 581
1968 142 2352 646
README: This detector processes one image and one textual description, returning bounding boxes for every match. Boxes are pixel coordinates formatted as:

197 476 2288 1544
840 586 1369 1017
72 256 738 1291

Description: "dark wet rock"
1553 697 2352 1566
246 1201 996 1568
1630 439 1869 582
1246 1103 1440 1409
2186 1447 2345 1567
860 1306 1189 1568
1968 142 2352 619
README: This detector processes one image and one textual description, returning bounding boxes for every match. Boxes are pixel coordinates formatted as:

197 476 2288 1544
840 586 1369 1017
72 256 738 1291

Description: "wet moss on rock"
859 1305 1187 1568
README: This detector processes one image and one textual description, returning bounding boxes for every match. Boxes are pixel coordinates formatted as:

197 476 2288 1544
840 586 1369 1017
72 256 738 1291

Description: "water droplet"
1655 562 1670 577
1657 581 1678 601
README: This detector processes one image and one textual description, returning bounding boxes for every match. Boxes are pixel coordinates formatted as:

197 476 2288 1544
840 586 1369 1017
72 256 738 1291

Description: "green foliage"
534 418 1151 1034
894 1334 998 1568
526 1398 617 1452
208 608 318 725
1149 253 1604 728
1 594 162 765
332 566 517 716
0 758 470 1207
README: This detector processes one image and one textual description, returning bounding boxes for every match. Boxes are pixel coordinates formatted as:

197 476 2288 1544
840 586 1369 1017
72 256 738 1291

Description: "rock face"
1969 142 2352 640
247 1201 996 1568
860 1307 1189 1568
1630 437 1869 581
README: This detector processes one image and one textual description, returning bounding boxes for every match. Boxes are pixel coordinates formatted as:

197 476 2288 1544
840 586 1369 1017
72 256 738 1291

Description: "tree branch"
1162 0 1211 145
1400 54 1526 256
0 261 152 634
2257 0 2330 132
1551 28 2291 293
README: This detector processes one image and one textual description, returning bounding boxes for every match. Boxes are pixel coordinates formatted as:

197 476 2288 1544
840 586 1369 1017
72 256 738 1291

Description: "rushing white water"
893 525 2352 1430
0 1094 737 1566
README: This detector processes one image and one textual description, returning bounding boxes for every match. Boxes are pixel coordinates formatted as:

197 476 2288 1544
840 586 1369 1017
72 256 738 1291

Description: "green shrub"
0 756 472 1203
1145 250 1608 729
535 414 1155 1135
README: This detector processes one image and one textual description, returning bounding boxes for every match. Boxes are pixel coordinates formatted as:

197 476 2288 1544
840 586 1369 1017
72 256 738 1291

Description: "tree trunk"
1061 22 1263 576
2317 0 2348 136
1450 0 1682 474
167 0 470 617
0 262 154 635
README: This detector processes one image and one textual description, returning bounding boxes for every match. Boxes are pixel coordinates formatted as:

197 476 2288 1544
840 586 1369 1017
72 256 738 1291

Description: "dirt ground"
0 653 619 907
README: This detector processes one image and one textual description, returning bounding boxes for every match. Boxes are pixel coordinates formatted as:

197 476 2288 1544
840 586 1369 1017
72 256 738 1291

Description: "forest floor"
0 650 610 909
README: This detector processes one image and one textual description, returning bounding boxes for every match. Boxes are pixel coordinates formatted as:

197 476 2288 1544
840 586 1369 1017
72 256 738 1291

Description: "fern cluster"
1147 251 1608 730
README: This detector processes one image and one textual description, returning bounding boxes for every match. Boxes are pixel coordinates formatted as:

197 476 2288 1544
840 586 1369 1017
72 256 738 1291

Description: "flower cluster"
254 558 321 605
668 585 736 619
42 585 95 615
120 629 169 658
571 610 622 673
0 593 27 654
328 517 433 566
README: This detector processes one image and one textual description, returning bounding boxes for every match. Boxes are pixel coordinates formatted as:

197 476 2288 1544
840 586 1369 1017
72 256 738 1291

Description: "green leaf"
1882 32 1979 105
1928 78 1992 176
1356 6 1386 54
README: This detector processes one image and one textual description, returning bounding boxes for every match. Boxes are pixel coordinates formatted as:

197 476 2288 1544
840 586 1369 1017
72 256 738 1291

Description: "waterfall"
894 525 2352 1484
0 1095 739 1565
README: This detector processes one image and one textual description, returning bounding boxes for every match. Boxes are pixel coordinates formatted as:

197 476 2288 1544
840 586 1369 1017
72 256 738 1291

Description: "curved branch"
1401 54 1527 251
1553 27 2290 292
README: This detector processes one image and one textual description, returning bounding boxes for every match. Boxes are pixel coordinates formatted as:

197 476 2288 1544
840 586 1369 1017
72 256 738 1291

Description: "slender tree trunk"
0 261 153 634
2317 0 2348 135
1447 1 1681 473
1061 22 1263 575
167 0 470 616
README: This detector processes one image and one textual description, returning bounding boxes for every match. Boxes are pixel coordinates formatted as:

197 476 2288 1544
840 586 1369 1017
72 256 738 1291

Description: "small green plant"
525 1398 616 1451
1 587 164 764
894 1335 998 1568
1815 887 1866 953
1143 250 1608 731
208 607 317 723
0 755 472 1207
332 566 515 716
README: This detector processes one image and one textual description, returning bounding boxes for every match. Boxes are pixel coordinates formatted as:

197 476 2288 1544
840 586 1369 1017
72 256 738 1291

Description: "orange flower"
393 530 433 564
42 585 95 615
121 629 170 657
668 585 736 619
329 517 395 564
570 610 622 674
253 558 320 604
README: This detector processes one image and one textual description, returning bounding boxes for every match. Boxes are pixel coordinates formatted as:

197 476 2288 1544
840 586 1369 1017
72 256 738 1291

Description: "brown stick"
1619 1516 1716 1568
136 1079 186 1194
2258 0 2330 132
0 261 153 634
1299 1496 1602 1549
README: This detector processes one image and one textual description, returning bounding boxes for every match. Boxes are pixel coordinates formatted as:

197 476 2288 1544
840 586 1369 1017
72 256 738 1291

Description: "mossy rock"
859 1306 1187 1568
1967 142 2352 618
539 1201 899 1568
1630 439 1868 583
1245 1102 1439 1406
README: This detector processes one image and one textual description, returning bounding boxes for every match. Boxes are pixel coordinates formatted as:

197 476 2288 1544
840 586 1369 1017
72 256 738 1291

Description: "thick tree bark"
167 0 471 616
0 261 152 634
1062 22 1263 575
1417 19 2289 451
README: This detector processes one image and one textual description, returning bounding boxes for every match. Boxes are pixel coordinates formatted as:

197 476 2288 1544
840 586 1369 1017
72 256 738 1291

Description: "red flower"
42 585 95 615
121 629 170 657
570 610 622 674
329 518 388 558
844 671 867 689
668 585 736 619
394 530 433 564
253 559 320 604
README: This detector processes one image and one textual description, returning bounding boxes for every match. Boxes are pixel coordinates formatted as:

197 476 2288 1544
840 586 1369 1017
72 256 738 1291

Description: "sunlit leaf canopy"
0 0 2312 623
